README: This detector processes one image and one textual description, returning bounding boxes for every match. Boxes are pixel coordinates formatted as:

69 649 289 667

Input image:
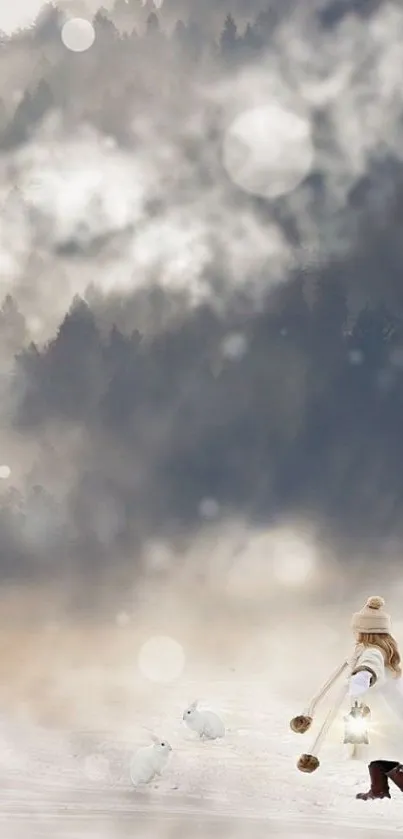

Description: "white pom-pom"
366 596 385 610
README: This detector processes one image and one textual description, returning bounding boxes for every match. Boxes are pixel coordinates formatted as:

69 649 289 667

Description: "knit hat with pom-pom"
352 596 391 635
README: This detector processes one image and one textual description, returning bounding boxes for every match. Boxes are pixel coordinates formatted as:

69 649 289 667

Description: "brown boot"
356 762 391 800
387 764 403 792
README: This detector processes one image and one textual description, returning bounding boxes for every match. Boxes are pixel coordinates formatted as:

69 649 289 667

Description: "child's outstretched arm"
350 646 385 691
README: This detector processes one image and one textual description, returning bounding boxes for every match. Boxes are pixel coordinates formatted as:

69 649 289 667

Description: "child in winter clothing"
290 596 403 800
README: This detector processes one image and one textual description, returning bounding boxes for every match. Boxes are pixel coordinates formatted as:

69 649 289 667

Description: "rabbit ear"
189 699 199 711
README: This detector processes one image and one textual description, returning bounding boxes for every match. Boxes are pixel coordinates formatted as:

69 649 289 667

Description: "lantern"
343 701 371 745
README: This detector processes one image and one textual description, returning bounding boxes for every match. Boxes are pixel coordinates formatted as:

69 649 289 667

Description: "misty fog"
0 4 403 806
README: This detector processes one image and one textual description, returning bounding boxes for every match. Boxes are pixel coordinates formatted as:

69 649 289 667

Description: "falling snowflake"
348 349 364 365
198 498 221 521
220 332 248 361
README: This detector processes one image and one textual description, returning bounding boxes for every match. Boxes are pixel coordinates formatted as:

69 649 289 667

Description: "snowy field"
0 810 395 839
1 674 403 838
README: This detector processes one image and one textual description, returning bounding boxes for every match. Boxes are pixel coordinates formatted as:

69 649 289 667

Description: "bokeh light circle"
198 498 220 520
349 349 364 365
116 611 130 627
223 104 314 199
138 635 185 683
61 18 95 53
221 332 248 361
272 536 315 586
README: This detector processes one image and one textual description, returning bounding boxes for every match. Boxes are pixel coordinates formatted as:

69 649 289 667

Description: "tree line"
1 265 403 590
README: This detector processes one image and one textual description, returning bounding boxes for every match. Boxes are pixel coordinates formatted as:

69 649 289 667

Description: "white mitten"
349 670 371 697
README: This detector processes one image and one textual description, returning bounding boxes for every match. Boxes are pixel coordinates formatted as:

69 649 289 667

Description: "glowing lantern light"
343 701 371 745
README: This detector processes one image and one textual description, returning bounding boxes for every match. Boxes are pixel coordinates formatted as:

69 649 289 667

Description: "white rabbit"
182 700 225 740
130 734 172 786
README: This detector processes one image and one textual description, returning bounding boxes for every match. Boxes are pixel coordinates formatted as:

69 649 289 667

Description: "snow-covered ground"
0 810 395 839
1 674 403 837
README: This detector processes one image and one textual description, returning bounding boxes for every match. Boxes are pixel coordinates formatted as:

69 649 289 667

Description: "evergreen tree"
32 3 63 44
219 14 238 58
37 297 105 420
113 0 138 32
54 297 100 348
0 80 53 150
252 7 281 48
94 11 119 43
103 324 132 373
146 11 160 35
0 295 27 356
185 20 206 64
240 22 260 57
171 19 188 56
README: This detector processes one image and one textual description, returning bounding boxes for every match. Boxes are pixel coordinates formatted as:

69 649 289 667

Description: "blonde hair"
357 632 402 677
